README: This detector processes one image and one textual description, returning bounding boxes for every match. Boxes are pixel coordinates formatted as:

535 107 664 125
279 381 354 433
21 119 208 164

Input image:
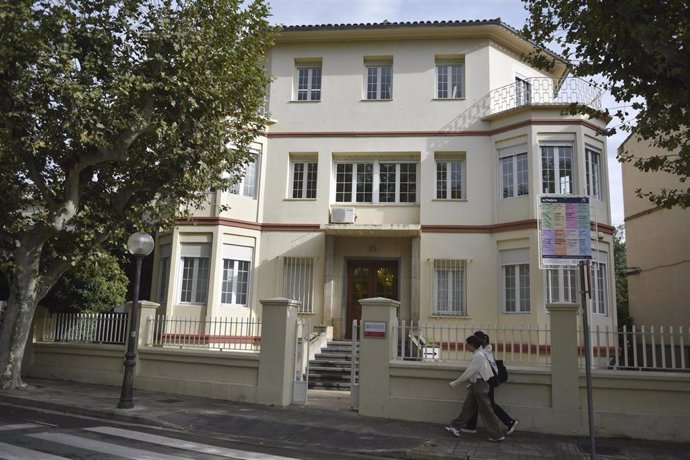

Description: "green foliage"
522 0 690 208
613 225 632 328
0 0 275 298
42 249 128 314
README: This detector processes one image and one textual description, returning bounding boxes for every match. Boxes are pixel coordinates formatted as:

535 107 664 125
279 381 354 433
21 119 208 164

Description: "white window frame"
545 266 578 304
585 147 603 200
515 76 532 106
364 64 392 100
499 144 529 199
591 250 609 315
157 244 171 304
501 249 531 313
179 244 211 305
436 60 464 99
295 65 322 101
229 151 259 198
334 160 418 204
433 259 467 316
541 145 574 194
283 257 314 314
290 160 318 199
435 158 465 199
221 245 253 307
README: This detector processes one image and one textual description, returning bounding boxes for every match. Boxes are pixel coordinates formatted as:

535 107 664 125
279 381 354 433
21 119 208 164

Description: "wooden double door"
345 259 399 339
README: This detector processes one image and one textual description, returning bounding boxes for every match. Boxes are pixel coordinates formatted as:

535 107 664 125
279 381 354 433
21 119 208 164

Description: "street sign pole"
579 260 596 460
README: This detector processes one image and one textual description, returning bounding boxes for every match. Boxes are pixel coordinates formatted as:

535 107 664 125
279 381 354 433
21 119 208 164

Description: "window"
179 244 210 304
433 259 466 316
436 159 465 199
546 266 578 304
291 161 317 199
365 64 392 100
541 145 573 194
157 244 171 303
221 245 253 306
283 257 314 313
335 161 417 204
515 77 531 106
295 64 322 101
229 152 259 198
591 251 609 315
501 249 530 313
585 147 602 200
499 144 529 198
436 60 464 99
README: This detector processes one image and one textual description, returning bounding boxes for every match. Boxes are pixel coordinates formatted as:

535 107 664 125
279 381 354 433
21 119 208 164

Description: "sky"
266 0 628 228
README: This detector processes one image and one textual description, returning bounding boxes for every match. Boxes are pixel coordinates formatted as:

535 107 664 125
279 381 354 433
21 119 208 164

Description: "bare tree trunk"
0 242 42 391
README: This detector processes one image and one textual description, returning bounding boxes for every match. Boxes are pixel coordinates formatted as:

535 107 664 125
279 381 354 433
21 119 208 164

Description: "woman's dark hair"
473 330 490 345
465 335 483 348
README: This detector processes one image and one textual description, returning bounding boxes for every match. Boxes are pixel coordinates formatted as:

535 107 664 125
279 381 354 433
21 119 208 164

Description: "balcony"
485 77 603 118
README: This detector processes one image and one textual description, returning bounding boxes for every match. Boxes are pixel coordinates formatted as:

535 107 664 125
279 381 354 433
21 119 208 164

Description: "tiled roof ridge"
279 18 503 31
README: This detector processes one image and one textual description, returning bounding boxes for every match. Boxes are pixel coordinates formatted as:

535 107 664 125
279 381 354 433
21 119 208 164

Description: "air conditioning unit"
330 207 356 224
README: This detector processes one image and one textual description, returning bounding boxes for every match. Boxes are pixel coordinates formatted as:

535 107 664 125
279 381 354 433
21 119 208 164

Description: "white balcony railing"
487 77 603 116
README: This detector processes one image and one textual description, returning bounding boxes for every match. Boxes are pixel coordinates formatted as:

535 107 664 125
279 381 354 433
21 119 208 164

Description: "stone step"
309 366 353 373
307 373 352 381
314 353 353 360
308 381 352 390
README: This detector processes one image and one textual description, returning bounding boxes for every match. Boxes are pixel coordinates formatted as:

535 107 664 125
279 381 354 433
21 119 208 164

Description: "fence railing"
394 321 690 372
487 77 603 116
35 312 129 344
145 315 262 352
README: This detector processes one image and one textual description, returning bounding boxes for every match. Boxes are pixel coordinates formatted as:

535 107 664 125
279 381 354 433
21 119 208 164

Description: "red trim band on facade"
266 119 606 139
178 217 614 235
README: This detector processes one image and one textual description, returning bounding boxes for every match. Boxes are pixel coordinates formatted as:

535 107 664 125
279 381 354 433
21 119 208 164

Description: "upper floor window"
515 77 532 106
433 259 466 316
335 160 417 204
229 152 259 199
283 257 314 314
541 145 573 194
295 59 322 101
501 249 530 313
436 57 464 99
179 244 210 304
291 159 317 199
585 147 603 200
221 245 253 306
435 156 465 199
499 144 529 198
364 58 392 100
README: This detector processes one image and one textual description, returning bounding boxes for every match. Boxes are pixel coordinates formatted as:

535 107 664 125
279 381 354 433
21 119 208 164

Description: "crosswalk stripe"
28 432 189 460
0 440 69 460
0 423 41 431
87 426 300 460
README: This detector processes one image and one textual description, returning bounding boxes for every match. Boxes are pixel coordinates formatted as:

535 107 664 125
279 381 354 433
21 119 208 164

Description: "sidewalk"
1 378 688 459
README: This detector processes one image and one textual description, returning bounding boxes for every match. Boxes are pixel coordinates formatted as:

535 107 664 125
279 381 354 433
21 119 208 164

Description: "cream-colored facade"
620 134 690 326
151 20 616 339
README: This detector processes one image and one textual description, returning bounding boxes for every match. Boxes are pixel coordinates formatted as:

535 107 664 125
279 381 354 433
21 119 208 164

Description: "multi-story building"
151 20 616 339
620 134 690 326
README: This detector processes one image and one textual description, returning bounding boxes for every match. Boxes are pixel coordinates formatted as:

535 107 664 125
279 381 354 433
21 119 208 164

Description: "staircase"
308 340 358 390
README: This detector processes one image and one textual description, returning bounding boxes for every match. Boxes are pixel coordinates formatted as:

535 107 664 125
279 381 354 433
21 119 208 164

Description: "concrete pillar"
137 301 160 347
546 302 581 431
257 297 299 406
323 235 335 328
358 297 400 418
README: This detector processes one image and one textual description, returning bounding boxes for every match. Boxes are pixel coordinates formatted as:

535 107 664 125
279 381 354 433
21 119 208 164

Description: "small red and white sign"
363 321 386 338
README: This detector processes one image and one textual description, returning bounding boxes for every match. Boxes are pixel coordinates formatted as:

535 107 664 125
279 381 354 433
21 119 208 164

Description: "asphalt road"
0 402 385 460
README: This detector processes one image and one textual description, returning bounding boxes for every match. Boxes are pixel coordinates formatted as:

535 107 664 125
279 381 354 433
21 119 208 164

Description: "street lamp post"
118 231 155 409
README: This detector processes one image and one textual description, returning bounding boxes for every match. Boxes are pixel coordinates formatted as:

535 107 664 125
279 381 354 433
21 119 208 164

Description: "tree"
0 0 275 390
41 248 129 314
613 225 632 329
522 0 690 208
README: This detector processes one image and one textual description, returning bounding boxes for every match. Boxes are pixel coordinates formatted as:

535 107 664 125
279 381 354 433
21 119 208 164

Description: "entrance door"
346 259 399 339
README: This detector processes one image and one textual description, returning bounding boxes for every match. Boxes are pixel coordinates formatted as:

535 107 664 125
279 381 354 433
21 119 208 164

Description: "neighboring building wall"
620 135 690 325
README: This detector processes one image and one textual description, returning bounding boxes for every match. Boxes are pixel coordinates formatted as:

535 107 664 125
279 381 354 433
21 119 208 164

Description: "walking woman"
445 335 506 442
462 331 518 435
